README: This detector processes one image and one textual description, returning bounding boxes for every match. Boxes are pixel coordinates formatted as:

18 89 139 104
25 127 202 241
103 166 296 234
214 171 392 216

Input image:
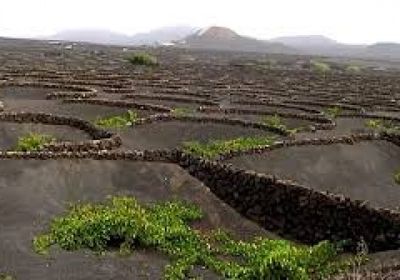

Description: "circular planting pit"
2 98 154 122
296 117 398 139
0 122 90 151
116 120 277 150
138 99 203 110
226 104 315 114
52 103 154 122
202 112 313 130
0 159 270 280
0 86 55 101
226 140 400 210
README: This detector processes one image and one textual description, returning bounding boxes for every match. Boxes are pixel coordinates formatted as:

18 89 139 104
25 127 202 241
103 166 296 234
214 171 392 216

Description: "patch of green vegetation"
254 59 278 71
261 115 303 135
394 170 400 185
311 60 331 74
182 136 276 159
15 133 55 152
0 275 14 280
346 65 362 74
95 110 140 129
365 119 400 133
324 106 342 119
171 107 194 117
263 114 286 129
33 196 350 280
126 52 158 66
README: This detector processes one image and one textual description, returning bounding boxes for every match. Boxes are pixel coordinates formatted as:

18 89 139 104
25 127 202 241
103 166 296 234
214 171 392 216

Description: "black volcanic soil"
2 98 153 121
202 112 313 129
115 121 276 150
0 160 271 280
0 122 90 150
2 40 400 278
0 86 54 100
296 117 374 139
226 141 400 210
137 99 204 110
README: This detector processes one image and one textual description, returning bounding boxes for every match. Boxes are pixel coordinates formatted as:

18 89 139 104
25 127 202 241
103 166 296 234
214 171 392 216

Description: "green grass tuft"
15 133 55 152
95 110 140 129
182 136 276 159
126 53 158 66
33 196 350 280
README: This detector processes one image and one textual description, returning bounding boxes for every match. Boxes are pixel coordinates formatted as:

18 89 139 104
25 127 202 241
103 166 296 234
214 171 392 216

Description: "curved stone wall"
0 112 121 152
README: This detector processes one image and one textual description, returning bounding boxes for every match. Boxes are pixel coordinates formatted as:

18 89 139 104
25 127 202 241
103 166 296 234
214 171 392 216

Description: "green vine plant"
33 196 353 280
182 136 276 160
310 60 331 76
324 106 342 119
261 115 301 135
171 107 195 117
0 275 14 280
14 133 55 152
394 169 400 185
95 110 140 129
365 119 400 133
126 52 158 67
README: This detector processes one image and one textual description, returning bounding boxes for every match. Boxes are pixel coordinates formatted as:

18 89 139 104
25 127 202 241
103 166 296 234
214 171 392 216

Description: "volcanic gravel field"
1 39 400 279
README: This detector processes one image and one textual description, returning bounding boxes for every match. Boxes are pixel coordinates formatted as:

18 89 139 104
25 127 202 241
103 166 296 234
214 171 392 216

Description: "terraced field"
1 40 400 279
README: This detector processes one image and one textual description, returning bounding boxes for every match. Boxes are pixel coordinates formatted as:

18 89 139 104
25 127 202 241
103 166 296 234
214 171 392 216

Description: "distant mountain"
130 26 198 45
49 29 131 45
270 34 368 57
365 43 400 59
47 26 197 46
178 26 294 54
271 35 338 48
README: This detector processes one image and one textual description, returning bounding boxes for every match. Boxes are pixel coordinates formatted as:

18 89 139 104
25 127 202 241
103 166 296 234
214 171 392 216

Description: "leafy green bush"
0 275 14 280
171 107 194 117
15 133 55 152
95 110 140 129
365 119 383 129
346 65 361 74
262 115 302 135
365 119 399 133
263 114 287 130
182 136 276 159
311 60 331 74
33 196 349 280
394 170 400 185
324 106 342 118
126 52 158 66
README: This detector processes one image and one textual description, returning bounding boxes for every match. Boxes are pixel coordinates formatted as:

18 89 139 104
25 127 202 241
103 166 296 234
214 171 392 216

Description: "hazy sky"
0 0 398 44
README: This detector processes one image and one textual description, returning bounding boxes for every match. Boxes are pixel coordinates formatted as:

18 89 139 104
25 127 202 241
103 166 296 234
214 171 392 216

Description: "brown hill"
179 26 295 54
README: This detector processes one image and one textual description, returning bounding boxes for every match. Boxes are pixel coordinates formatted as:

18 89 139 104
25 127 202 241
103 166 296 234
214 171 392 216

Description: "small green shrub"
126 53 158 66
33 196 350 280
394 170 400 185
311 60 331 74
182 136 276 159
324 106 342 118
365 119 400 133
346 65 361 74
263 114 287 130
0 275 14 280
95 110 140 129
365 119 383 129
15 133 55 152
171 107 194 117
